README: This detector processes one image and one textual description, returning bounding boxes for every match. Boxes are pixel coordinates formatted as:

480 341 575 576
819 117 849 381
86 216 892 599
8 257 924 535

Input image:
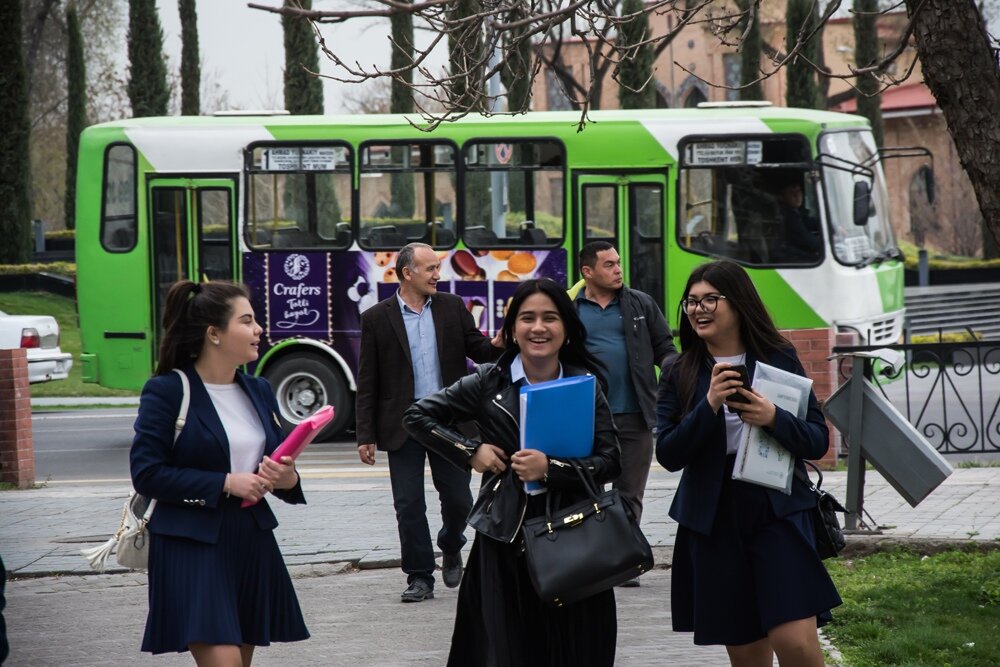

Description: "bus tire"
263 353 354 440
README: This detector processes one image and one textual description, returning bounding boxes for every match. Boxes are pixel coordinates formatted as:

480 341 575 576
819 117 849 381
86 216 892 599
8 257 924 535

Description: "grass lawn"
825 549 1000 666
0 291 138 397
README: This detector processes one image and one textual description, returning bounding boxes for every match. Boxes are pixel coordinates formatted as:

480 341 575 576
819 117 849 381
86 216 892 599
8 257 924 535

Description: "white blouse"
204 382 266 473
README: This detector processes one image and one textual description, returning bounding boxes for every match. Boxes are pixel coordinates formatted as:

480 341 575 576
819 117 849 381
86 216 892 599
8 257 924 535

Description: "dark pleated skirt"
448 495 617 667
141 497 309 654
671 457 843 647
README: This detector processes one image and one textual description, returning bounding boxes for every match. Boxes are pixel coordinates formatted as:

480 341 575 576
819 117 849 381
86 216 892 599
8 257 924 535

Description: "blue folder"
519 375 596 493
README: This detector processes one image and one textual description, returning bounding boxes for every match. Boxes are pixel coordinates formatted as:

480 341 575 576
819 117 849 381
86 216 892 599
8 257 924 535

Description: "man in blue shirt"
576 241 677 585
356 243 503 602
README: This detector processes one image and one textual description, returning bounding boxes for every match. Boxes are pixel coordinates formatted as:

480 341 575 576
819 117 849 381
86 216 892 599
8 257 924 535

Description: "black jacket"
576 285 677 429
403 351 621 543
355 290 501 452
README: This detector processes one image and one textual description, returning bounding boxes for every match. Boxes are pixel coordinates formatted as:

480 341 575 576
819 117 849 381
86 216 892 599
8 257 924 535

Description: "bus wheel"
264 354 353 440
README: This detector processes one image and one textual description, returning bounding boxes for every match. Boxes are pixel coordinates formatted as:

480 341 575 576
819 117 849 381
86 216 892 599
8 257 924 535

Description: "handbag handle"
542 459 603 529
794 459 824 491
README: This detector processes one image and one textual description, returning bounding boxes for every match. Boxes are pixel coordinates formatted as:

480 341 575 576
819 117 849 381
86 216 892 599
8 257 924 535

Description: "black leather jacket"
403 351 621 543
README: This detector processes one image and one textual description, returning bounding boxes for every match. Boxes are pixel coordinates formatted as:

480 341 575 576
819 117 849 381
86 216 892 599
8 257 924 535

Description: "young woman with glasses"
655 260 841 667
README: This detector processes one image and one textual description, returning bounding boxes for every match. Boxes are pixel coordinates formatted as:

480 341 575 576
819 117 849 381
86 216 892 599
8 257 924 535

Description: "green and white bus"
75 105 904 436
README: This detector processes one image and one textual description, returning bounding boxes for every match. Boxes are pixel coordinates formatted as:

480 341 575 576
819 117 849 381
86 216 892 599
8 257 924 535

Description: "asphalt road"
31 408 363 484
29 361 999 483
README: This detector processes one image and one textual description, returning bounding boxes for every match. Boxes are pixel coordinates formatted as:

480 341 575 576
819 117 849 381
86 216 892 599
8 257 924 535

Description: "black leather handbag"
797 461 848 559
521 460 654 607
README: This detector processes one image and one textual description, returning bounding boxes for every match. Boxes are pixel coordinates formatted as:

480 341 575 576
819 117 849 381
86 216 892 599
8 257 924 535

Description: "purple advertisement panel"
373 249 567 334
243 248 567 375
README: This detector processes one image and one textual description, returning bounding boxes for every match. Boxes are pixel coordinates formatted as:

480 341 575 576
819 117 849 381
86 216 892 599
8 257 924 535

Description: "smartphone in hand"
726 364 752 405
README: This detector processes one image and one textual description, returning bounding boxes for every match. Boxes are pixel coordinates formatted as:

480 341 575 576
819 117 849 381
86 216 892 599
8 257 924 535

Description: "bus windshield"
820 131 897 265
678 136 823 266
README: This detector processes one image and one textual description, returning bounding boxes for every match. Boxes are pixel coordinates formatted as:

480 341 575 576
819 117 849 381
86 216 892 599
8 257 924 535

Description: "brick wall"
0 349 35 488
781 327 839 468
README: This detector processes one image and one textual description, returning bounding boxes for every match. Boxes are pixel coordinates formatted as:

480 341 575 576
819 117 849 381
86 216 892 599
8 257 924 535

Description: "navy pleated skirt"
142 497 309 654
671 457 842 647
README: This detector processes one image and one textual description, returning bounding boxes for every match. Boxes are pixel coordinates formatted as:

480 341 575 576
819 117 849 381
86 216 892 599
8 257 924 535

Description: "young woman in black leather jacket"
403 278 621 667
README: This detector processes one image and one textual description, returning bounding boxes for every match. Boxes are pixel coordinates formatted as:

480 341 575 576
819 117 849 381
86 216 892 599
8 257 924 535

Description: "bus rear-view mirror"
853 180 872 226
924 166 936 205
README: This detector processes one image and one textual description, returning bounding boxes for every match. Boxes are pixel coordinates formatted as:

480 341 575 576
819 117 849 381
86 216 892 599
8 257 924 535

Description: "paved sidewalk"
4 462 1000 665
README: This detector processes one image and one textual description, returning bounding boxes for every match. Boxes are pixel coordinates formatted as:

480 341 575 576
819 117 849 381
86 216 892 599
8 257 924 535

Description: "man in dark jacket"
575 241 677 584
356 243 503 603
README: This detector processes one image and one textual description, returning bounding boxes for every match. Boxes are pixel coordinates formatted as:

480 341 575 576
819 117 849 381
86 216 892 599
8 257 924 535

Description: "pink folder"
241 405 335 508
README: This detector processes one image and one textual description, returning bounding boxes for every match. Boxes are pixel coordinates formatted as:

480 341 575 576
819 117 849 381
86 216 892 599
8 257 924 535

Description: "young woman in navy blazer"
655 261 841 667
130 281 309 664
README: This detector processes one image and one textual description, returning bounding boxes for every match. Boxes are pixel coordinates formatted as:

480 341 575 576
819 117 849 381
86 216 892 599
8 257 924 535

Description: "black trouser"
387 437 472 586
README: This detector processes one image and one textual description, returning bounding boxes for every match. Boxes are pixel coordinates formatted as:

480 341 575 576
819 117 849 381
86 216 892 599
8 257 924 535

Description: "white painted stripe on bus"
640 117 772 160
125 125 272 172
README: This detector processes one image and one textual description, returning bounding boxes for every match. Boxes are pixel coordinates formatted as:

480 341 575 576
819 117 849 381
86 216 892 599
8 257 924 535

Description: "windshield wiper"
856 252 887 268
885 247 903 261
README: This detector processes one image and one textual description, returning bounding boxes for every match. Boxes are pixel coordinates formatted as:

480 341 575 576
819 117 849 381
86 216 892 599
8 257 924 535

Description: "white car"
0 309 73 383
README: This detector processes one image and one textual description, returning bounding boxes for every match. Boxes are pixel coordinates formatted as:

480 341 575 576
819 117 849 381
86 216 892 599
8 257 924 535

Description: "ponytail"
155 280 250 374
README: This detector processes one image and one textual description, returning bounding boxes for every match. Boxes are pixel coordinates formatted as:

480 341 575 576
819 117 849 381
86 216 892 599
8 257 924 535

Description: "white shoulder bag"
81 369 190 572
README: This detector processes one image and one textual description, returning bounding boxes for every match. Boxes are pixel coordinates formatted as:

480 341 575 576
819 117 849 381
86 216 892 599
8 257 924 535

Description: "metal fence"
832 338 1000 455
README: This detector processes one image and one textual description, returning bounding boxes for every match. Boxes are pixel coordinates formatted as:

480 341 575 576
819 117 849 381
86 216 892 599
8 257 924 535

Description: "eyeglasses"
680 294 727 315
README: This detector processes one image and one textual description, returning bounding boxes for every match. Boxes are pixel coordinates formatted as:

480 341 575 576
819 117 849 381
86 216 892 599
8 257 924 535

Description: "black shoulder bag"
796 460 848 559
521 459 654 607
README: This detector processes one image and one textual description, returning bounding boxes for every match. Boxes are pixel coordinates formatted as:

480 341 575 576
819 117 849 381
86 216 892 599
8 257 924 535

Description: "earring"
512 337 517 345
212 339 220 346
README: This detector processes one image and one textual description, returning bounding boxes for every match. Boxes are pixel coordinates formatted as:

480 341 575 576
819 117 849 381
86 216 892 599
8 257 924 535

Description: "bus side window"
462 140 564 249
246 144 353 251
359 141 458 250
101 144 137 252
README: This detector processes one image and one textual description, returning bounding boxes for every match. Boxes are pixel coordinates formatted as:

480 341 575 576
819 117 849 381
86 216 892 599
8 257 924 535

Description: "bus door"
147 176 237 347
574 172 667 308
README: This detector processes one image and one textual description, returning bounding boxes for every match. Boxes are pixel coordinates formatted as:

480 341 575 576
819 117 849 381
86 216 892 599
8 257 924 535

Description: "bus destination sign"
685 141 763 166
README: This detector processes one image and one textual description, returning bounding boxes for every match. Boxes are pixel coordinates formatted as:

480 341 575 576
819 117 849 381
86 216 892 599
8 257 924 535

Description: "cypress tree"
617 0 656 109
390 0 415 219
283 0 323 115
854 0 884 146
65 3 87 231
0 0 32 263
127 0 170 117
282 1 339 228
736 0 764 101
785 0 821 108
179 0 200 116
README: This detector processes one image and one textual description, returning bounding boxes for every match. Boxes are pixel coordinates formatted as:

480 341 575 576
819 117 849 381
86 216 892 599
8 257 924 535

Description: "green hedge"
0 262 76 277
899 240 1000 271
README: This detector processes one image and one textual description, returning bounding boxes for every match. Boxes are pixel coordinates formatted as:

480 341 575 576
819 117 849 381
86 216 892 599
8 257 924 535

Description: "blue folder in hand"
519 375 596 494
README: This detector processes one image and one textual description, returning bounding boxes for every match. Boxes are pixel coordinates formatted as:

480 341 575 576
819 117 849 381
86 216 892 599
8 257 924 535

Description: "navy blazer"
130 366 306 545
655 347 828 536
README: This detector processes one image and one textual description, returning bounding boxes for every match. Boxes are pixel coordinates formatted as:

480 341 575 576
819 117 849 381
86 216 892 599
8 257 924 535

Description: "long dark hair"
500 279 608 392
155 280 250 374
671 261 790 416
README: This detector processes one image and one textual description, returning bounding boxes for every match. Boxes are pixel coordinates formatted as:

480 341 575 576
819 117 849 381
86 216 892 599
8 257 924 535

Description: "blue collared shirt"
397 291 443 399
576 291 640 414
510 354 563 385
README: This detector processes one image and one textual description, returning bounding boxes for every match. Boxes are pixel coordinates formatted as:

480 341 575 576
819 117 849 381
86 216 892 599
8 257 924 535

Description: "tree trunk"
1 0 32 263
906 0 1000 251
65 3 87 230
